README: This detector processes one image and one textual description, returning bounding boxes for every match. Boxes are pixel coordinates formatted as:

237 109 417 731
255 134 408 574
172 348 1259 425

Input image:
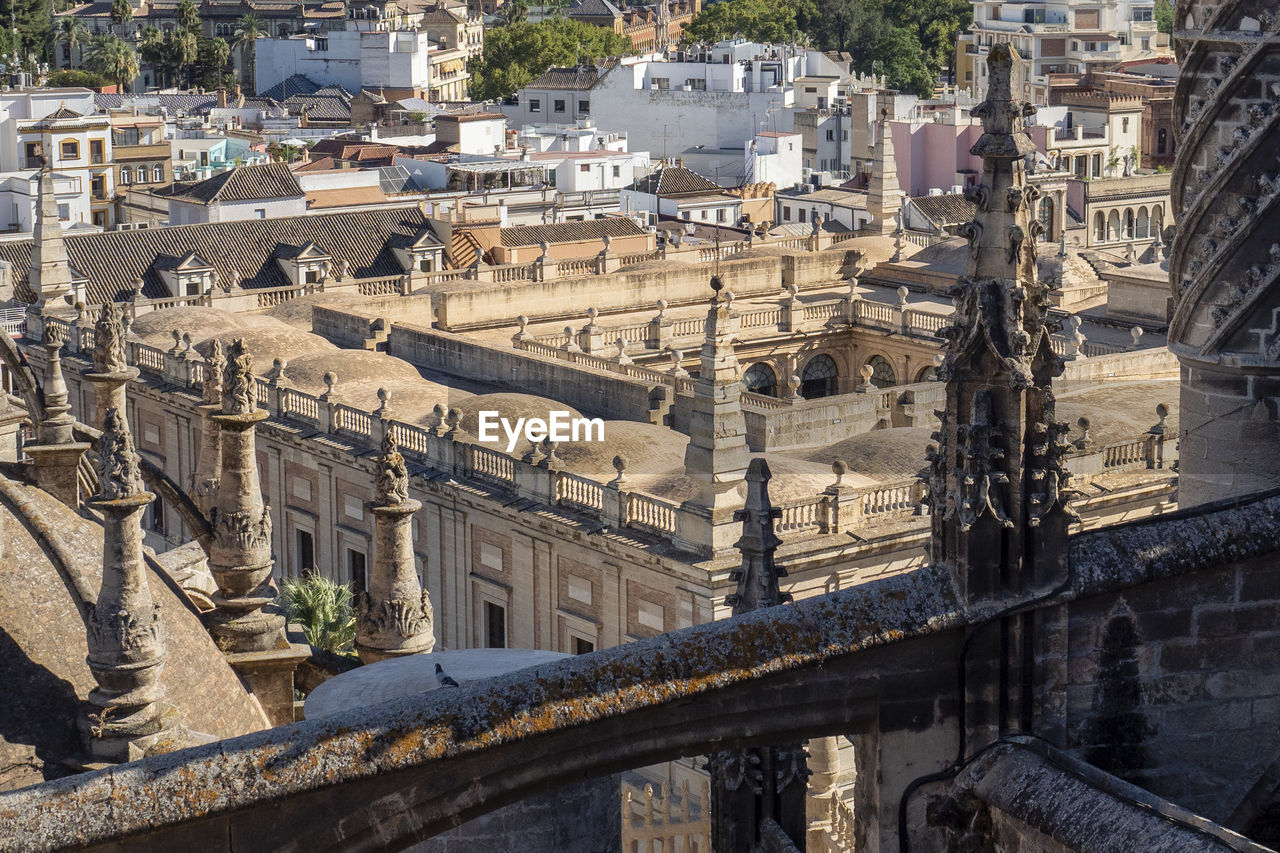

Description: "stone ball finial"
611 454 628 486
1130 325 1144 346
563 325 575 337
831 459 847 487
860 364 874 380
324 371 337 393
656 298 668 314
587 306 599 322
517 314 529 330
897 285 910 306
787 374 801 397
181 332 192 352
1074 416 1093 449
1155 402 1169 420
784 281 799 297
446 407 463 431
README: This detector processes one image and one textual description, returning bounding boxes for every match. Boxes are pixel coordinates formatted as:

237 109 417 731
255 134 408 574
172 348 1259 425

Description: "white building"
254 27 434 98
748 131 802 188
957 0 1171 102
0 88 116 230
0 171 88 234
166 163 307 226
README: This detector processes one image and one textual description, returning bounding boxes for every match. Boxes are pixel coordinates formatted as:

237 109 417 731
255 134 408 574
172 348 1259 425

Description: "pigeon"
435 662 459 688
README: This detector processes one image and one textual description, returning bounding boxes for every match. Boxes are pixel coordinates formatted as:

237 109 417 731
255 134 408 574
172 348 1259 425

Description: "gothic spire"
866 114 903 235
929 43 1076 602
28 168 73 309
726 458 787 614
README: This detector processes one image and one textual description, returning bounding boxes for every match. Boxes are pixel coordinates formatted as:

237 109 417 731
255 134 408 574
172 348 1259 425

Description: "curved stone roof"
896 236 966 271
0 476 266 791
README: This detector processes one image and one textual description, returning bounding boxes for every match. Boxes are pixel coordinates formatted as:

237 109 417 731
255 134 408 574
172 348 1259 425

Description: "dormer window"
155 251 215 297
276 241 332 286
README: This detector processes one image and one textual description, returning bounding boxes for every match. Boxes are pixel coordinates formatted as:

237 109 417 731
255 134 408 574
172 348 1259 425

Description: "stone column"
1167 7 1280 505
356 432 434 664
25 325 90 508
206 338 283 654
191 338 225 516
79 408 168 762
206 339 306 726
83 304 138 428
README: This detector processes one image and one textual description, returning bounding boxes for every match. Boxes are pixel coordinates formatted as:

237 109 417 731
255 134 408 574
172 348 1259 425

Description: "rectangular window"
716 208 726 222
573 637 595 655
651 77 670 90
296 529 315 575
1122 117 1129 132
60 140 79 160
553 99 565 113
529 98 541 112
254 208 266 218
150 495 166 535
1141 38 1150 50
686 78 705 90
305 269 319 284
1133 7 1153 20
348 549 367 593
89 139 104 164
91 176 106 200
24 142 41 169
826 129 834 141
578 100 589 112
57 203 69 221
91 210 106 227
579 163 590 172
484 600 506 648
783 206 791 221
799 209 807 223
612 165 620 178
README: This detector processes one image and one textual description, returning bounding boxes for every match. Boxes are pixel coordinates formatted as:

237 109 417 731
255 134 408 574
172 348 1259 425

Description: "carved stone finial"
97 407 145 501
610 453 628 487
897 285 910 308
614 337 631 364
374 387 392 418
1130 326 1144 347
446 407 463 434
267 357 288 387
432 403 448 436
831 459 847 488
375 431 409 506
1074 416 1093 450
221 339 256 416
93 303 129 374
322 371 338 398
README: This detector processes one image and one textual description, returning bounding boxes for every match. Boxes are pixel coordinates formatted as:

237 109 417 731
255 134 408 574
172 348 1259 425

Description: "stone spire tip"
97 407 145 502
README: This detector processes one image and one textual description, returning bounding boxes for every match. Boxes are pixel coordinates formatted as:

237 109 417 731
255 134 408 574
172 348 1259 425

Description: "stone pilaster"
356 432 434 664
1167 4 1280 506
710 459 808 851
25 324 90 508
866 118 903 235
191 338 225 516
206 338 284 654
206 339 306 725
79 408 168 762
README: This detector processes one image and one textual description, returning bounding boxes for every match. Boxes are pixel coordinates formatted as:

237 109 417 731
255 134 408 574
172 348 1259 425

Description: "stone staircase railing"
621 779 711 853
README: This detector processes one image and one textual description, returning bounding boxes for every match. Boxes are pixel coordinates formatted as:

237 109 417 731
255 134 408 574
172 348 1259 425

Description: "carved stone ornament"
357 591 433 639
375 432 410 507
93 303 129 374
97 408 145 501
202 338 225 405
221 338 257 416
212 505 272 554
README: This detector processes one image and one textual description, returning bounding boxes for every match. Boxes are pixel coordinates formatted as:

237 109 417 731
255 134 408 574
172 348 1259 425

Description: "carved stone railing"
621 779 711 853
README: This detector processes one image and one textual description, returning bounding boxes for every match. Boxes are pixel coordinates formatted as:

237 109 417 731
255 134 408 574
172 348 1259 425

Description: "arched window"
800 354 839 399
1107 210 1121 242
915 364 937 383
1094 211 1105 243
865 355 897 389
1038 197 1054 241
1137 207 1150 239
1152 205 1163 233
152 165 163 183
1157 128 1167 154
742 362 778 397
120 166 131 184
1124 208 1135 240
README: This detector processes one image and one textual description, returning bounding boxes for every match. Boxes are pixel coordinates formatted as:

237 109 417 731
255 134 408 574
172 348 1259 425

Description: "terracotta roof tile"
908 193 976 227
170 163 304 205
498 217 645 247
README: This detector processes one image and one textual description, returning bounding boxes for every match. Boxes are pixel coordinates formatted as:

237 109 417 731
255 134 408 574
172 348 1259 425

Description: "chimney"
217 88 228 108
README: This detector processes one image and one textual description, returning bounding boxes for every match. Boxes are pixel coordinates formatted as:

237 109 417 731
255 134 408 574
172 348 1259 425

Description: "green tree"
468 17 631 101
233 13 265 93
279 575 357 654
5 0 53 64
499 0 530 25
870 25 934 97
880 0 969 82
84 34 139 91
683 0 814 45
47 67 108 87
54 16 90 66
1154 0 1173 34
200 35 231 89
138 24 168 86
809 0 882 59
175 0 201 33
109 0 132 36
170 29 199 86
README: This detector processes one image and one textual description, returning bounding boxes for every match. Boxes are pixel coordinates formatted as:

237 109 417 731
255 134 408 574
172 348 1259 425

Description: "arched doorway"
800 354 839 399
742 362 778 397
1124 209 1135 240
1094 211 1105 243
1107 210 1121 242
865 355 897 389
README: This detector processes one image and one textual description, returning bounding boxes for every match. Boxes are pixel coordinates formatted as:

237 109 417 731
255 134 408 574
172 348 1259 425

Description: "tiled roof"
291 156 338 172
258 75 324 101
499 217 645 248
305 187 390 208
170 163 304 205
631 166 721 197
525 66 603 91
2 206 431 305
419 7 465 22
908 193 976 227
94 93 220 114
569 0 622 17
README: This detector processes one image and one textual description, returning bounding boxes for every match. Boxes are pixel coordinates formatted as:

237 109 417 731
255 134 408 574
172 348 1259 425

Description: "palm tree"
109 0 132 37
138 24 166 87
233 13 264 93
84 34 139 92
500 0 530 25
170 29 199 87
54 16 89 67
204 35 230 88
279 575 357 654
175 0 201 34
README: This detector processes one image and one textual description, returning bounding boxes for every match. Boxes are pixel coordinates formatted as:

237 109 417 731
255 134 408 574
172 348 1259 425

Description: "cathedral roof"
0 475 266 790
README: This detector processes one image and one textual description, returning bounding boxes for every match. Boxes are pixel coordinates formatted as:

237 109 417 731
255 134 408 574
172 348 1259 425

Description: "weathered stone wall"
415 776 620 853
1176 362 1280 504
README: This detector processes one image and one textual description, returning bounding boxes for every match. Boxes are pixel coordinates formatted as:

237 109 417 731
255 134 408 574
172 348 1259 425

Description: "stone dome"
0 476 267 791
